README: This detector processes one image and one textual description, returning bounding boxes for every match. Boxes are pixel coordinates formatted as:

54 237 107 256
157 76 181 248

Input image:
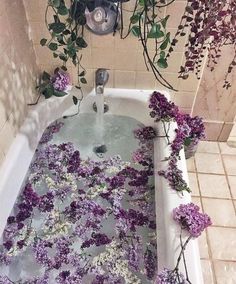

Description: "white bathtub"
0 88 203 283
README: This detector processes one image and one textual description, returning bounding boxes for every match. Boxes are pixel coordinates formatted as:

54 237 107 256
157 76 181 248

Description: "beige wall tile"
198 174 230 199
0 119 15 155
114 71 136 89
135 72 156 90
114 49 137 71
172 91 195 109
0 0 38 158
166 1 186 28
203 121 224 141
218 123 234 142
0 149 5 167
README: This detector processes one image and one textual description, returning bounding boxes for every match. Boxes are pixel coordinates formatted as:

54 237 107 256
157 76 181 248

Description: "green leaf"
131 26 141 37
130 14 140 24
79 71 85 77
42 71 51 81
42 84 54 99
184 137 192 146
40 38 47 46
49 23 66 34
147 24 164 39
72 96 78 105
138 0 145 6
48 42 58 51
157 57 168 69
54 90 68 97
50 0 60 8
53 52 58 58
61 65 67 71
80 77 87 84
59 54 67 61
160 51 165 58
161 15 170 29
77 15 87 25
160 32 170 50
76 37 87 48
58 6 68 15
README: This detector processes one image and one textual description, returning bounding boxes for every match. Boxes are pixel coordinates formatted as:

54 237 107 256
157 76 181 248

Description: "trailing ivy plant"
40 0 89 105
40 0 236 94
119 0 176 90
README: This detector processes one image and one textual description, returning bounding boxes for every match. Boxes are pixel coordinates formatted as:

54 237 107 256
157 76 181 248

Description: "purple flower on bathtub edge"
173 202 212 238
51 70 70 92
134 126 157 143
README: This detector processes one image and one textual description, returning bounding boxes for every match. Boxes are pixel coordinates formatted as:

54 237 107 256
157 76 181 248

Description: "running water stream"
94 85 106 156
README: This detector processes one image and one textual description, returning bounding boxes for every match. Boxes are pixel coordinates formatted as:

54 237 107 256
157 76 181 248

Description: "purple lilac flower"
171 123 191 156
144 248 157 280
173 203 212 237
38 192 54 212
0 276 13 284
156 268 187 284
39 121 64 144
134 126 156 143
33 239 52 268
149 91 179 121
158 157 190 193
51 71 70 91
182 114 205 145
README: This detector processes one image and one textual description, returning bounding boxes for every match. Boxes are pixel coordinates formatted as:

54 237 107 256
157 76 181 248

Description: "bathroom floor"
187 141 236 284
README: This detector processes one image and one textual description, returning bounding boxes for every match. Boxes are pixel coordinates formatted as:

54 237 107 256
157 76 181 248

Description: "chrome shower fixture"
85 0 121 35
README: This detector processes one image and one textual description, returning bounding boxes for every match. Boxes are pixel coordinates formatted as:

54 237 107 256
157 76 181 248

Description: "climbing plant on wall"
40 0 236 91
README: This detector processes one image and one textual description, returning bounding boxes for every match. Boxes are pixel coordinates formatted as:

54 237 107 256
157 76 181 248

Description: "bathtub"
0 87 203 283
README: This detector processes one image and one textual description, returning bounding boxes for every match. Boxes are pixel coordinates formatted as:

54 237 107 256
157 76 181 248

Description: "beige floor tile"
219 142 236 155
186 157 196 172
198 174 231 198
202 198 236 227
222 155 236 175
228 176 236 199
197 141 220 154
201 260 215 284
214 261 236 284
198 231 209 259
188 172 200 196
195 153 224 174
208 227 236 261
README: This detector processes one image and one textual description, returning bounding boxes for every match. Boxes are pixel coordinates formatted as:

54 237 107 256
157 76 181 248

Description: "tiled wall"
24 0 199 115
192 46 236 141
0 0 39 167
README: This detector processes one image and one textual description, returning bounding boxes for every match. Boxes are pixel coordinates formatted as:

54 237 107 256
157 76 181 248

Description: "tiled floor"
187 141 236 284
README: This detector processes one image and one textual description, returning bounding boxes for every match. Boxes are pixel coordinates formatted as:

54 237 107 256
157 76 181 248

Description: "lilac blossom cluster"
0 123 157 283
173 203 212 238
149 91 179 122
156 268 187 284
148 91 205 193
134 126 156 143
51 70 70 92
39 121 64 144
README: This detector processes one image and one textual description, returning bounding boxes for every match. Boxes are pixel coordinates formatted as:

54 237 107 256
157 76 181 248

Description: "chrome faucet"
95 68 109 88
93 69 109 113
